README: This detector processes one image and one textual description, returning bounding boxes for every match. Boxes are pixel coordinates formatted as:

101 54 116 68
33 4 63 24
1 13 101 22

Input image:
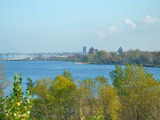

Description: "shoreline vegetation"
1 64 160 119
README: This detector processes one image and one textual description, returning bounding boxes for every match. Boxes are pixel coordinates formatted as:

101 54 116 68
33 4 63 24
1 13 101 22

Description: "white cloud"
96 31 105 37
108 26 117 34
125 19 136 28
143 15 159 23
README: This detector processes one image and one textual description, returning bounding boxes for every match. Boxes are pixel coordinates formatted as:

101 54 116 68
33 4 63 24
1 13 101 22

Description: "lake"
1 61 160 95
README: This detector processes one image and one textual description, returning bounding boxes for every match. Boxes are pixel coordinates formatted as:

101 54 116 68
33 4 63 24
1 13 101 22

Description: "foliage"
26 77 35 97
2 64 158 120
0 73 34 120
98 85 121 120
97 50 108 63
0 64 11 97
32 70 77 119
124 49 140 64
31 77 53 119
81 111 105 120
49 75 77 119
110 63 160 120
77 78 95 118
80 49 160 67
76 76 121 120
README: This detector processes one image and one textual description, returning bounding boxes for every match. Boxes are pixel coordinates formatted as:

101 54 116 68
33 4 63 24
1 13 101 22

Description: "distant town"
1 47 160 68
0 46 123 61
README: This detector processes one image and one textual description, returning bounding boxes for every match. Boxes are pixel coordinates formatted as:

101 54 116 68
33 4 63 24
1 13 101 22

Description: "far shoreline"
1 60 160 68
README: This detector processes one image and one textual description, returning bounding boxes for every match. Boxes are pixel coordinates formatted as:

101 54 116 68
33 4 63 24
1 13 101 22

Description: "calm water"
1 61 160 95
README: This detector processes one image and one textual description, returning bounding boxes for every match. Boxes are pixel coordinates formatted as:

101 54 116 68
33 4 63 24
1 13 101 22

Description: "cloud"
143 15 159 23
96 31 105 37
108 26 117 34
125 19 136 28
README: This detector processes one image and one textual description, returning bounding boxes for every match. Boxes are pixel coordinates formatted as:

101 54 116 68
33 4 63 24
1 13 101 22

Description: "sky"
0 0 160 53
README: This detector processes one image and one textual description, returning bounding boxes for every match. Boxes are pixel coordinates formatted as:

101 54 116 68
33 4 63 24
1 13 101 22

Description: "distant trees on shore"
1 64 160 119
81 49 160 67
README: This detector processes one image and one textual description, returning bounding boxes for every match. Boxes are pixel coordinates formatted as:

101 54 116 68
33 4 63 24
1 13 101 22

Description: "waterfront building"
89 47 95 54
95 49 98 54
83 46 87 54
117 47 123 54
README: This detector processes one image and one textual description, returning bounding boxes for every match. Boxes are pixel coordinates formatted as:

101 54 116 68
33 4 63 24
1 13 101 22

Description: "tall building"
89 47 95 54
83 46 87 54
95 49 98 54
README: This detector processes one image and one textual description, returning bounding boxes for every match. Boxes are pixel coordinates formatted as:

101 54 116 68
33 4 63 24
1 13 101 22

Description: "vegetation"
72 50 157 68
0 64 10 97
110 64 160 120
0 64 160 119
0 73 34 120
64 49 160 67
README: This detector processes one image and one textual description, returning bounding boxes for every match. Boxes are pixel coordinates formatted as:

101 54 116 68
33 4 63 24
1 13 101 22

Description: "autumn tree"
110 64 160 120
48 75 77 119
77 78 95 118
33 70 77 120
94 76 121 120
32 77 53 119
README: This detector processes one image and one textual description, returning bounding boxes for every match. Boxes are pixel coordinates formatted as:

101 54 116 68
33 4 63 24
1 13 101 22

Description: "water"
1 61 160 95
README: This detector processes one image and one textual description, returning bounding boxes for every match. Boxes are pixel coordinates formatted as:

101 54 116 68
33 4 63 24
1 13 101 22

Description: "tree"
98 85 121 120
97 50 108 63
136 52 153 65
33 70 77 120
0 73 34 120
77 78 95 118
48 75 77 119
109 52 118 63
125 49 140 64
62 69 74 81
153 52 160 65
32 77 53 119
0 65 10 97
26 77 35 97
110 64 160 120
94 76 121 120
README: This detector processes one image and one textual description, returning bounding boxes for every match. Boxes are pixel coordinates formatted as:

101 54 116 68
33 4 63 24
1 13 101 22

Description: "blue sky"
0 0 160 53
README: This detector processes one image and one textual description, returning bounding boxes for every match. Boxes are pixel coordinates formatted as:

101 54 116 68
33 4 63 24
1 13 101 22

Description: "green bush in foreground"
0 73 34 120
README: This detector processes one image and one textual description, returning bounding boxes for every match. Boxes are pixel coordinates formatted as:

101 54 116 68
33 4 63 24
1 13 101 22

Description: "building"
117 47 123 54
83 46 87 54
95 49 98 54
89 47 95 54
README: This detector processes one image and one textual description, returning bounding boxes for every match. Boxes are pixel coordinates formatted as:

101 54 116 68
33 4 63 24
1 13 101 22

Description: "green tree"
0 73 34 120
98 85 121 120
97 50 108 63
82 54 95 63
62 69 74 81
26 77 35 97
125 49 140 64
110 64 160 120
94 76 121 120
152 52 160 65
48 75 77 119
32 77 53 119
0 65 10 97
77 78 95 118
